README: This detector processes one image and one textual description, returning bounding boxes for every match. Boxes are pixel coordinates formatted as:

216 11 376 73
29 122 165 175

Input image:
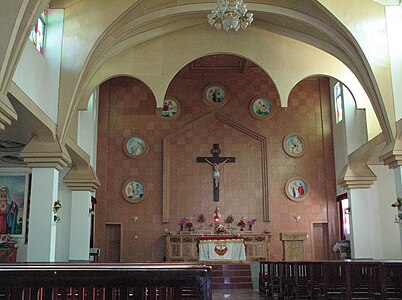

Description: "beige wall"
82 24 381 140
318 0 395 135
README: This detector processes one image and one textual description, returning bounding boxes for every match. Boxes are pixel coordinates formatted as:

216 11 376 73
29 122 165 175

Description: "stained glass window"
29 10 47 54
334 81 343 124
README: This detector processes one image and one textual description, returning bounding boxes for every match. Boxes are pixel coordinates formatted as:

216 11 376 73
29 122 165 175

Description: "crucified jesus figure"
204 158 229 189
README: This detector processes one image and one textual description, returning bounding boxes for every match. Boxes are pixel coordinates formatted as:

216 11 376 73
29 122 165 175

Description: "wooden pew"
0 263 212 300
259 260 402 300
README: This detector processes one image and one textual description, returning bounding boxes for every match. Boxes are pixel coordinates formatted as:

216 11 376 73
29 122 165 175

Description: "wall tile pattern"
96 68 337 262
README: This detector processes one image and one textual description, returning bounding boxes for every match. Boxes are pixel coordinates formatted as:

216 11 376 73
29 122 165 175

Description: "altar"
164 231 270 262
197 236 246 261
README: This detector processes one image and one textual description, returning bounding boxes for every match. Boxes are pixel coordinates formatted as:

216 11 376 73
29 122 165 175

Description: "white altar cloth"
197 236 246 261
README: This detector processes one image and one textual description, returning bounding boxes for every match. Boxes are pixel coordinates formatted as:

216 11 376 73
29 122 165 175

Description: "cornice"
64 137 101 192
20 134 72 170
0 93 18 130
337 134 385 190
379 118 402 169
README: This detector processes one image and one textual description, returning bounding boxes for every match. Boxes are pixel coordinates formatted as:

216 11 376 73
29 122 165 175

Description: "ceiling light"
207 0 253 32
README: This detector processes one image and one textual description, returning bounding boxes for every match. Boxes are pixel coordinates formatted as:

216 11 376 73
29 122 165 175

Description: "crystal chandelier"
207 0 254 32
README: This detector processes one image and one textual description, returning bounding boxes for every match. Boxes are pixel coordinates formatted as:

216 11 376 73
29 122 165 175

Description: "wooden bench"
0 263 212 299
260 260 402 299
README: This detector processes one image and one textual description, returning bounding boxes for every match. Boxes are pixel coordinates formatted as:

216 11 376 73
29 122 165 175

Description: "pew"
259 260 402 299
0 263 212 300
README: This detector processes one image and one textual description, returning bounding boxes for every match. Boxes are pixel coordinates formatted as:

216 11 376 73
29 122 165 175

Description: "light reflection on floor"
212 289 270 299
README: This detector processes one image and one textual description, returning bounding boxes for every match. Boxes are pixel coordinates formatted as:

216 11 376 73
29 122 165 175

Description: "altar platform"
164 230 271 262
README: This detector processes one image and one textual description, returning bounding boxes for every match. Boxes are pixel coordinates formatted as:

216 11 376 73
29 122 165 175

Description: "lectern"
280 232 308 261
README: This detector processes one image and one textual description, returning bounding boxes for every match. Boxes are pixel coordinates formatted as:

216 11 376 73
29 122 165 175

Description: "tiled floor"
212 289 270 299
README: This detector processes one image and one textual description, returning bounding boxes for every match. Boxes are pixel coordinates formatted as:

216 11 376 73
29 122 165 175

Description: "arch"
162 53 281 107
61 0 392 146
78 74 156 110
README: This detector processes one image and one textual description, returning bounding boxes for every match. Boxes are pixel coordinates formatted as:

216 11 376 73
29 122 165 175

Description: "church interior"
1 0 402 290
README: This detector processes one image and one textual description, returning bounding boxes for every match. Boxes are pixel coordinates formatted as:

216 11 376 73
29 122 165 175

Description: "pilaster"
27 168 59 262
69 190 92 261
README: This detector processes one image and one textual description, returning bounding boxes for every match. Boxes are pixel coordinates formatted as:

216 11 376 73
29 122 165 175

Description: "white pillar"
394 167 402 250
69 190 91 261
27 168 59 262
349 189 373 259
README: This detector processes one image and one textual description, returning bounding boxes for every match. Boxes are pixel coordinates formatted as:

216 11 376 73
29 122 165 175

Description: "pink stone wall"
96 67 338 262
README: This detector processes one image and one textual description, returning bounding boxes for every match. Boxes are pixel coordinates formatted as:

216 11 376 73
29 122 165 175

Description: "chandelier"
207 0 254 32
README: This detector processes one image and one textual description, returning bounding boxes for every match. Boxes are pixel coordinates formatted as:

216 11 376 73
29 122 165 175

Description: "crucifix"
196 144 235 201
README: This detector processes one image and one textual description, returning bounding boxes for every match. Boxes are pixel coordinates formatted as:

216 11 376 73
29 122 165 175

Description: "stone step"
210 264 253 290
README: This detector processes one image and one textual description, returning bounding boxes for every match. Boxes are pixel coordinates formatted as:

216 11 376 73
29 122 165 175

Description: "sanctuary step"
211 264 253 290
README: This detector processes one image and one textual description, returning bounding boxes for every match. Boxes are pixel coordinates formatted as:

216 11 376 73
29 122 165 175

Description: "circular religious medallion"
250 97 274 120
284 177 309 201
156 97 181 120
122 179 145 203
203 84 228 107
123 135 148 158
283 134 307 157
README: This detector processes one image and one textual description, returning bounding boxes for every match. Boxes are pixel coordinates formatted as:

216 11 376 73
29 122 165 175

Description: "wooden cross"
196 144 235 202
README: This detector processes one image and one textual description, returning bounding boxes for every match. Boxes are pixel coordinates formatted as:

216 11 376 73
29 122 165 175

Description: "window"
334 81 343 124
29 9 47 54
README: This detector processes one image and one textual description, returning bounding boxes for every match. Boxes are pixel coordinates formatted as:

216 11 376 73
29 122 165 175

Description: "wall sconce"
53 200 62 214
53 200 61 222
294 215 301 222
89 208 95 215
132 216 139 222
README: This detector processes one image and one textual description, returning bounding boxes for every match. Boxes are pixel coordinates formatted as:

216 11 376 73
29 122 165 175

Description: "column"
27 168 59 262
348 189 373 259
69 190 92 261
63 141 100 261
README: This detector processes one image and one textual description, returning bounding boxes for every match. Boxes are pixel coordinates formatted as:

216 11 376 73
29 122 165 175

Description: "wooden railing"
0 263 212 300
259 260 402 299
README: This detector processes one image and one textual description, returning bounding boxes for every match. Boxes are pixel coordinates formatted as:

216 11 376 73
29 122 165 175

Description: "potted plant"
0 235 17 263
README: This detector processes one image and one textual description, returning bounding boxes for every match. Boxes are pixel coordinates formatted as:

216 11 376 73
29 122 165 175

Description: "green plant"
0 235 16 253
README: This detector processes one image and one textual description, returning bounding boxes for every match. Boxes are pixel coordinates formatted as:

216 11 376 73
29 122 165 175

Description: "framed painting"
123 135 148 158
0 174 29 236
250 97 274 120
203 84 228 107
156 97 181 120
283 134 307 157
285 177 309 201
122 179 145 203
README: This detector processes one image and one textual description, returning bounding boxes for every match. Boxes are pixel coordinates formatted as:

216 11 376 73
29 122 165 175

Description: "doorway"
106 223 121 262
312 222 329 260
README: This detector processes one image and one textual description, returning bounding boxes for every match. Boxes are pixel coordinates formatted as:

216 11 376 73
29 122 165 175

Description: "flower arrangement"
247 218 257 226
185 217 194 230
0 235 17 262
237 217 246 231
0 235 16 250
215 224 227 234
224 214 234 224
391 197 402 208
178 217 188 231
247 218 257 230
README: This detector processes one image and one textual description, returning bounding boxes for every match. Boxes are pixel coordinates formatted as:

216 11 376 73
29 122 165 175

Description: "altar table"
197 236 246 261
